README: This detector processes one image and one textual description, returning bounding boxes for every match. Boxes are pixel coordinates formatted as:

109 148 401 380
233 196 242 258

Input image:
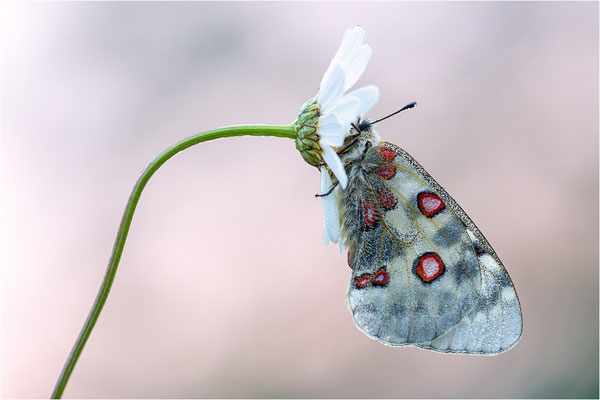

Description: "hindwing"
343 142 522 355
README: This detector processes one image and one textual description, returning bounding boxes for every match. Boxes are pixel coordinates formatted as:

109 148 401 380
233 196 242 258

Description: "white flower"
316 26 379 253
316 26 379 190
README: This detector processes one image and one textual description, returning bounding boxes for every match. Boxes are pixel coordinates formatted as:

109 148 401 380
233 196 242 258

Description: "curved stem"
51 124 297 399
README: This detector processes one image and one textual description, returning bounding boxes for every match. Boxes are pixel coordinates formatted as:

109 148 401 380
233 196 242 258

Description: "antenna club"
372 101 417 125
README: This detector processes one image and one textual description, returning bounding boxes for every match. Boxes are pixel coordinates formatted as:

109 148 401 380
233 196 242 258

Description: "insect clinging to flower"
295 26 522 355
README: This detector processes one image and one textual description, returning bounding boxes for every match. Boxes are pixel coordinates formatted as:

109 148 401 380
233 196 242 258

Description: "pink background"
2 2 598 398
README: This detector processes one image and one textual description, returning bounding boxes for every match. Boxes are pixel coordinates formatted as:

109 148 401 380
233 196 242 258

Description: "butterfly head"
338 102 417 166
338 118 381 165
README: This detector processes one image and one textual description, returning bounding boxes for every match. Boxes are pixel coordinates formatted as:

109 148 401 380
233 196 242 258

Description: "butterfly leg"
336 134 361 156
315 180 339 198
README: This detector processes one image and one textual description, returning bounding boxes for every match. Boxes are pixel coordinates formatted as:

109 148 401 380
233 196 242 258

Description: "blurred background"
1 2 598 398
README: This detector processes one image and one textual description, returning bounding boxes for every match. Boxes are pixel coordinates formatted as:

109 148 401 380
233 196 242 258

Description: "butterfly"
328 108 522 355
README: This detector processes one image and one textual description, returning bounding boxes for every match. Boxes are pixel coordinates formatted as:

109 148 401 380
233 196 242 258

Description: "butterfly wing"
345 142 522 355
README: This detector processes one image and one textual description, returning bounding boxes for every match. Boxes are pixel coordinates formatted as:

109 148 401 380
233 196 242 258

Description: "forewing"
347 142 522 355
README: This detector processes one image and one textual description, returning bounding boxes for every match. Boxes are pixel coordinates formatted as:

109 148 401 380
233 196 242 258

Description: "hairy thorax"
337 122 382 253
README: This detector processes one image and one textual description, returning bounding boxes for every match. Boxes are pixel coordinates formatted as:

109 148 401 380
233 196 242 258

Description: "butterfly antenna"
372 101 417 125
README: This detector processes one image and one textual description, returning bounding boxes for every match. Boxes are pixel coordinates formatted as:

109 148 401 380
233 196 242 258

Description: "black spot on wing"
450 261 479 286
352 224 384 275
434 290 463 333
409 298 436 341
378 233 397 265
388 302 408 317
480 269 504 308
487 282 502 307
352 302 378 321
459 293 476 315
431 220 466 249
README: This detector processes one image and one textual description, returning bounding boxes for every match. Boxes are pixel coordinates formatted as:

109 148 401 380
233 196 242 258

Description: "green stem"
51 124 297 399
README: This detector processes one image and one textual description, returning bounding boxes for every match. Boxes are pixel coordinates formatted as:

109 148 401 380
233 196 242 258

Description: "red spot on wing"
362 199 378 228
376 164 397 180
354 274 372 288
415 253 445 283
378 147 397 162
372 268 389 286
418 192 445 217
376 186 397 210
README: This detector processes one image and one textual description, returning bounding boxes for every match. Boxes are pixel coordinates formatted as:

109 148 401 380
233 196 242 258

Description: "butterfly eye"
357 119 372 131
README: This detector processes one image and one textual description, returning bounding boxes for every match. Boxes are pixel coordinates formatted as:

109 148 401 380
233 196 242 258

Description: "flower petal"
343 44 371 91
346 85 380 116
322 26 365 83
318 64 345 111
322 144 348 189
325 95 361 130
321 25 365 96
317 113 345 147
335 26 365 66
320 167 341 245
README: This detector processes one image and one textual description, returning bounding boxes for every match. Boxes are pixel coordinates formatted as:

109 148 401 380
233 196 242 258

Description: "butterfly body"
335 121 522 355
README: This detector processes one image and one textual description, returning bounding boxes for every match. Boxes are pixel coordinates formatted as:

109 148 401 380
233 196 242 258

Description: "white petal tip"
322 145 348 190
339 175 348 189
